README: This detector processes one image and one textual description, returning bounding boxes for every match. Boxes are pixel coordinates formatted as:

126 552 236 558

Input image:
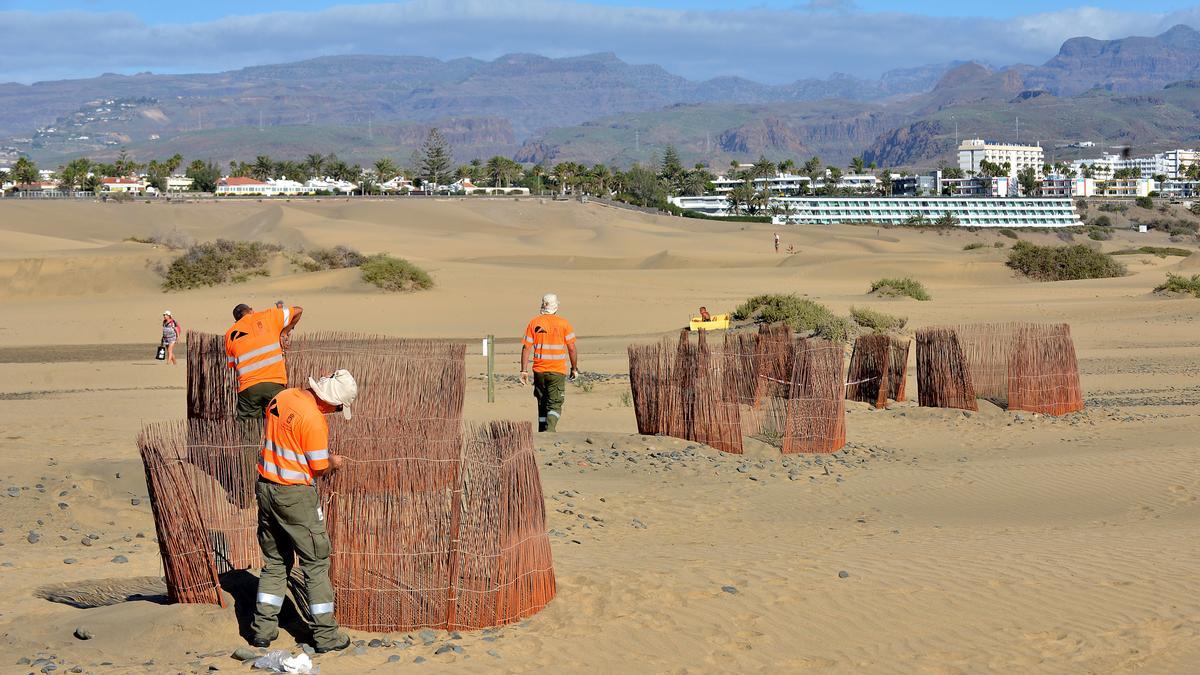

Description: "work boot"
250 632 277 648
314 634 351 654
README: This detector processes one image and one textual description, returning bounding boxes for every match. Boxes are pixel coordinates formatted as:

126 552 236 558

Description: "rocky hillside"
1024 25 1200 96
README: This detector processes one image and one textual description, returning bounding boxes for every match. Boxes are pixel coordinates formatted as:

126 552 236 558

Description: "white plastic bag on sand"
252 650 318 674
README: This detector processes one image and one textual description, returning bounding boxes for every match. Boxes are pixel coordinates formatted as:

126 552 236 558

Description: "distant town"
3 131 1198 228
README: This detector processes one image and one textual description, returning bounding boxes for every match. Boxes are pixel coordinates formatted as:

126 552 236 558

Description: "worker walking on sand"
225 301 303 421
520 293 578 432
249 369 357 653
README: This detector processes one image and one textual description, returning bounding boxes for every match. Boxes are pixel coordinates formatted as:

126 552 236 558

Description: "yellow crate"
689 313 731 331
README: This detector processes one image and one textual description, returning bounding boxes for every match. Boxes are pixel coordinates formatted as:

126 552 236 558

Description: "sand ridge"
0 198 1197 673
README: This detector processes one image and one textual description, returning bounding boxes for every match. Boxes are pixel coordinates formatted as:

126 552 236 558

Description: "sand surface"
0 198 1198 673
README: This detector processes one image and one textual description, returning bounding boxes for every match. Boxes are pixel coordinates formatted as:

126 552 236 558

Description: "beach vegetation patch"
360 254 434 292
849 307 907 333
1006 241 1126 281
732 294 852 342
867 277 931 301
161 240 280 291
1155 273 1200 297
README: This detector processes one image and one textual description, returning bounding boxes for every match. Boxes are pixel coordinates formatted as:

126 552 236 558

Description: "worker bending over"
250 369 357 653
520 293 578 432
225 301 303 421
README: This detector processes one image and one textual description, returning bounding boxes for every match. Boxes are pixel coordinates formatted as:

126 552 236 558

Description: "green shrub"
298 245 367 272
161 239 281 291
1135 196 1154 209
1155 273 1200 297
1090 215 1112 228
867 277 931 301
997 228 1019 240
1110 246 1193 257
850 306 907 333
1087 227 1113 241
1056 231 1075 243
1098 203 1127 213
993 241 1005 248
1075 199 1088 212
963 242 986 250
1005 241 1126 281
731 294 852 342
360 254 434 292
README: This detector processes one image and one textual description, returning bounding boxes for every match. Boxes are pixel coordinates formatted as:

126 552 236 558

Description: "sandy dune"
0 198 1197 673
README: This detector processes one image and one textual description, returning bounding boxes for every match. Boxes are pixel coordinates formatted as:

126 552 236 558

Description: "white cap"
309 369 358 420
163 310 172 316
541 293 559 315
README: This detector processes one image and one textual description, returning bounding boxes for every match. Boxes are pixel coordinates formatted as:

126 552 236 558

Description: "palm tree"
727 181 754 216
251 155 275 180
849 157 865 175
374 158 399 181
303 154 325 179
589 163 613 194
680 169 710 196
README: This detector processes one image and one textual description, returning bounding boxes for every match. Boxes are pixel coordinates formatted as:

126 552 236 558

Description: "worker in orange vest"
249 369 357 653
520 293 578 432
225 302 303 421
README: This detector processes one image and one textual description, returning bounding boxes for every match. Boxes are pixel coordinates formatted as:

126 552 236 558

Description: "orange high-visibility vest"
225 307 294 392
258 388 330 486
523 315 576 375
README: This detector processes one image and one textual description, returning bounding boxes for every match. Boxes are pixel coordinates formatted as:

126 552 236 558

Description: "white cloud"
0 1 1192 84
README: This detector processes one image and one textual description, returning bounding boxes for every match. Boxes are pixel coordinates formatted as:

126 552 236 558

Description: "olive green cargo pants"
250 480 341 648
237 381 286 422
533 371 567 432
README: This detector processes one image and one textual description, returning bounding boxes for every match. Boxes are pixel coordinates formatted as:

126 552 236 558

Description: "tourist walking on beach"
225 301 303 421
161 310 181 365
520 293 578 432
249 369 357 653
774 232 780 253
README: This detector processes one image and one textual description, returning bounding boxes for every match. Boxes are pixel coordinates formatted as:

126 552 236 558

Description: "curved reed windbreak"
186 331 466 421
916 323 1083 415
136 421 226 605
145 331 556 631
782 338 846 454
628 330 744 454
630 328 845 454
186 332 237 420
916 327 978 411
846 334 911 409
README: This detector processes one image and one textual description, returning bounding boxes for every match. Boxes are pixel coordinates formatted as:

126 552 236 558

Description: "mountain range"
4 25 1200 170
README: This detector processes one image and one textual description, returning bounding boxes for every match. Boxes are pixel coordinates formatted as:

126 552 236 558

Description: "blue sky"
4 1 1199 21
1 1 1198 83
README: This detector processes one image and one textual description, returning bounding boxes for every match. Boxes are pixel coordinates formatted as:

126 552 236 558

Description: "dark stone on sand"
73 627 94 640
63 558 77 564
6 487 19 497
721 585 738 594
130 498 141 506
58 502 69 510
27 531 40 544
231 648 257 661
838 570 849 578
434 645 454 655
388 655 401 663
413 656 427 664
111 555 128 564
352 646 367 656
368 639 382 648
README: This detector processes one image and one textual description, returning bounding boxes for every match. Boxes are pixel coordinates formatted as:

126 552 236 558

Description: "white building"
711 173 813 196
101 177 147 193
380 176 414 193
835 174 879 192
668 195 1080 228
1070 148 1200 180
166 175 194 192
266 178 306 195
305 177 358 194
215 177 272 195
958 139 1045 179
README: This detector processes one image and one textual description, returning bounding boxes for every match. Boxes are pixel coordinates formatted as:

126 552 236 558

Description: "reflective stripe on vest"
239 353 284 375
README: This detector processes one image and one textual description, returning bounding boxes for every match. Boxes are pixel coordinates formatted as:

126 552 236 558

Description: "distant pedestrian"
520 293 578 432
774 232 781 252
161 310 181 365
